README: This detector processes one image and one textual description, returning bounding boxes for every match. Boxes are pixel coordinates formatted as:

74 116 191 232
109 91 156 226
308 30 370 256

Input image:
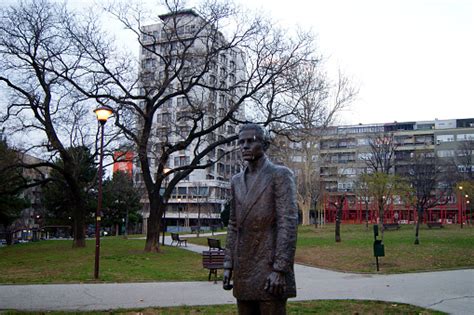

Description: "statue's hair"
238 123 271 151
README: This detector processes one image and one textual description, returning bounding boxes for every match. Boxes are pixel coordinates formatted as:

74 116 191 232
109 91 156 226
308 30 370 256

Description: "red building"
113 151 134 177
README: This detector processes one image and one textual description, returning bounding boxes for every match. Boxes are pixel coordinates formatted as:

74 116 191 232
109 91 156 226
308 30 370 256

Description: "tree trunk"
4 225 13 245
300 202 311 226
71 203 86 248
365 202 369 231
335 205 342 242
144 198 164 252
414 207 423 245
379 203 385 242
64 166 87 248
123 209 129 239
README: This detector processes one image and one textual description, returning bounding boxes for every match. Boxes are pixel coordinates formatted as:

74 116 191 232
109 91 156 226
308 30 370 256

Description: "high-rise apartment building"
135 10 245 231
317 118 474 190
271 118 474 224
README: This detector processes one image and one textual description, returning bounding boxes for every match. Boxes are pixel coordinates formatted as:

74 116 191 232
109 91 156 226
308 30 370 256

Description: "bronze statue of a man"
223 123 298 315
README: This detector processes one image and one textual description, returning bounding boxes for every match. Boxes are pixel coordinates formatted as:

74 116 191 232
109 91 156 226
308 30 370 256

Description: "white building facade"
135 10 246 232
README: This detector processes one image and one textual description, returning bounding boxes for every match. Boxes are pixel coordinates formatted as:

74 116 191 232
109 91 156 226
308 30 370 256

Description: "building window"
457 133 474 141
229 73 236 84
209 61 217 72
337 182 353 191
209 90 217 102
209 75 216 86
436 135 454 143
220 54 227 65
437 150 455 158
220 67 227 78
177 97 187 108
227 125 235 134
174 156 190 167
219 94 226 106
142 58 156 70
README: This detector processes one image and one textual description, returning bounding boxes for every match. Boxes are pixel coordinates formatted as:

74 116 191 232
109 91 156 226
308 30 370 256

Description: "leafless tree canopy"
1 0 356 251
363 133 398 174
267 61 357 226
407 151 455 244
0 0 124 247
455 140 474 180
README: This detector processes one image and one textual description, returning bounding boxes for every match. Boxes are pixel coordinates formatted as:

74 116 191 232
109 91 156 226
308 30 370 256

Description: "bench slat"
202 251 225 283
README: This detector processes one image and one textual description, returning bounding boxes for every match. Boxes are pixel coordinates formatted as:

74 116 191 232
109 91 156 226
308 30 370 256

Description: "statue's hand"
223 269 233 290
264 271 286 296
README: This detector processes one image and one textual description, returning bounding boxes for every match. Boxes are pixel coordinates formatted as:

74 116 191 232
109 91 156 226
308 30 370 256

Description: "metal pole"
161 205 166 246
94 121 105 279
124 208 129 239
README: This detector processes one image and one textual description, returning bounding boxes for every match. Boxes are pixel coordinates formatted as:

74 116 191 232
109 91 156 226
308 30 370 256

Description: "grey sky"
234 0 474 125
1 0 473 126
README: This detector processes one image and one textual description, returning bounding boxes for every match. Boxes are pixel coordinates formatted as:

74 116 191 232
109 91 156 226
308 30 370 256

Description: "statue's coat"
224 158 298 300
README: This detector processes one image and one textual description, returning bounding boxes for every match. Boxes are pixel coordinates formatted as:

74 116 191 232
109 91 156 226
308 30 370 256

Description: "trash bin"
373 239 385 257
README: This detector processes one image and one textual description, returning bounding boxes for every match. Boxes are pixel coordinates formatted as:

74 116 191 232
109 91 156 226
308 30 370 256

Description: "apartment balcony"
396 144 435 151
319 147 357 154
164 211 221 219
168 195 226 204
321 159 357 166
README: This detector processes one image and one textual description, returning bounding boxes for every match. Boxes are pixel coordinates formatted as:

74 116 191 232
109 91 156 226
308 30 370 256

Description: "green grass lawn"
295 224 474 273
0 224 472 284
2 300 445 314
0 238 205 284
189 223 474 273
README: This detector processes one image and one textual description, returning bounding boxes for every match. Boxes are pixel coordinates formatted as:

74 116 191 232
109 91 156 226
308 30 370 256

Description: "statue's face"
238 129 265 162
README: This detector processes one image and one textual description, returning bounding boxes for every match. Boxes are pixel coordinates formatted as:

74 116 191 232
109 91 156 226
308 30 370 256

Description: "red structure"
322 193 466 225
113 151 134 177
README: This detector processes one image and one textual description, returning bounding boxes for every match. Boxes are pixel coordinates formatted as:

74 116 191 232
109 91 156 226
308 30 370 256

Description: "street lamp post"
465 194 469 226
93 105 113 280
161 168 170 246
467 198 471 225
458 186 463 228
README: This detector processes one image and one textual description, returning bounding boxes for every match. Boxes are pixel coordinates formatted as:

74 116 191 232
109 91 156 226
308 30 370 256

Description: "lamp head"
94 106 114 124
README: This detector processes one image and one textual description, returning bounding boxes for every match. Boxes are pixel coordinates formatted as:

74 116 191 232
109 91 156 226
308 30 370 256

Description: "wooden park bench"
202 250 225 283
427 222 444 229
170 233 187 247
383 223 400 231
208 238 224 251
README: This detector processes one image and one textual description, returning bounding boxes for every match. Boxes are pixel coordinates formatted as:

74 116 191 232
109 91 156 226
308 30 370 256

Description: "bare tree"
269 63 357 226
455 140 474 180
363 133 398 174
407 152 455 244
39 0 320 252
0 1 122 247
354 175 371 230
358 172 410 241
325 192 348 242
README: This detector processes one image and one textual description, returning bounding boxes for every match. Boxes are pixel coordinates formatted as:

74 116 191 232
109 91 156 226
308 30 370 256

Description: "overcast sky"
2 0 473 126
233 0 474 125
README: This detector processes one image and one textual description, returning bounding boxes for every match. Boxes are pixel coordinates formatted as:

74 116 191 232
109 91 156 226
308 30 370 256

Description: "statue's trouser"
237 299 287 315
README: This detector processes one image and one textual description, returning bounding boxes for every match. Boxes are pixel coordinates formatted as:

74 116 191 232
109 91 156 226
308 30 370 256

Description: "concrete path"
0 234 473 314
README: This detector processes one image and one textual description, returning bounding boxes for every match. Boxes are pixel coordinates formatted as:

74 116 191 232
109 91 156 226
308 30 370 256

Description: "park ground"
0 224 472 314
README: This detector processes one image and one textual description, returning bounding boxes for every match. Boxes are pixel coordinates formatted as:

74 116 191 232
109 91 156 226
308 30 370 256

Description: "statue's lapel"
239 160 273 226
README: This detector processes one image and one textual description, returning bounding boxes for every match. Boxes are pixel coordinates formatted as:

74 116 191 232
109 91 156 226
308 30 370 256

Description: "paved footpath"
0 234 473 314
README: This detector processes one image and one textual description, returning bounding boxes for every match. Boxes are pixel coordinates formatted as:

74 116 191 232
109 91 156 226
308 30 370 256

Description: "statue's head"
238 123 271 153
